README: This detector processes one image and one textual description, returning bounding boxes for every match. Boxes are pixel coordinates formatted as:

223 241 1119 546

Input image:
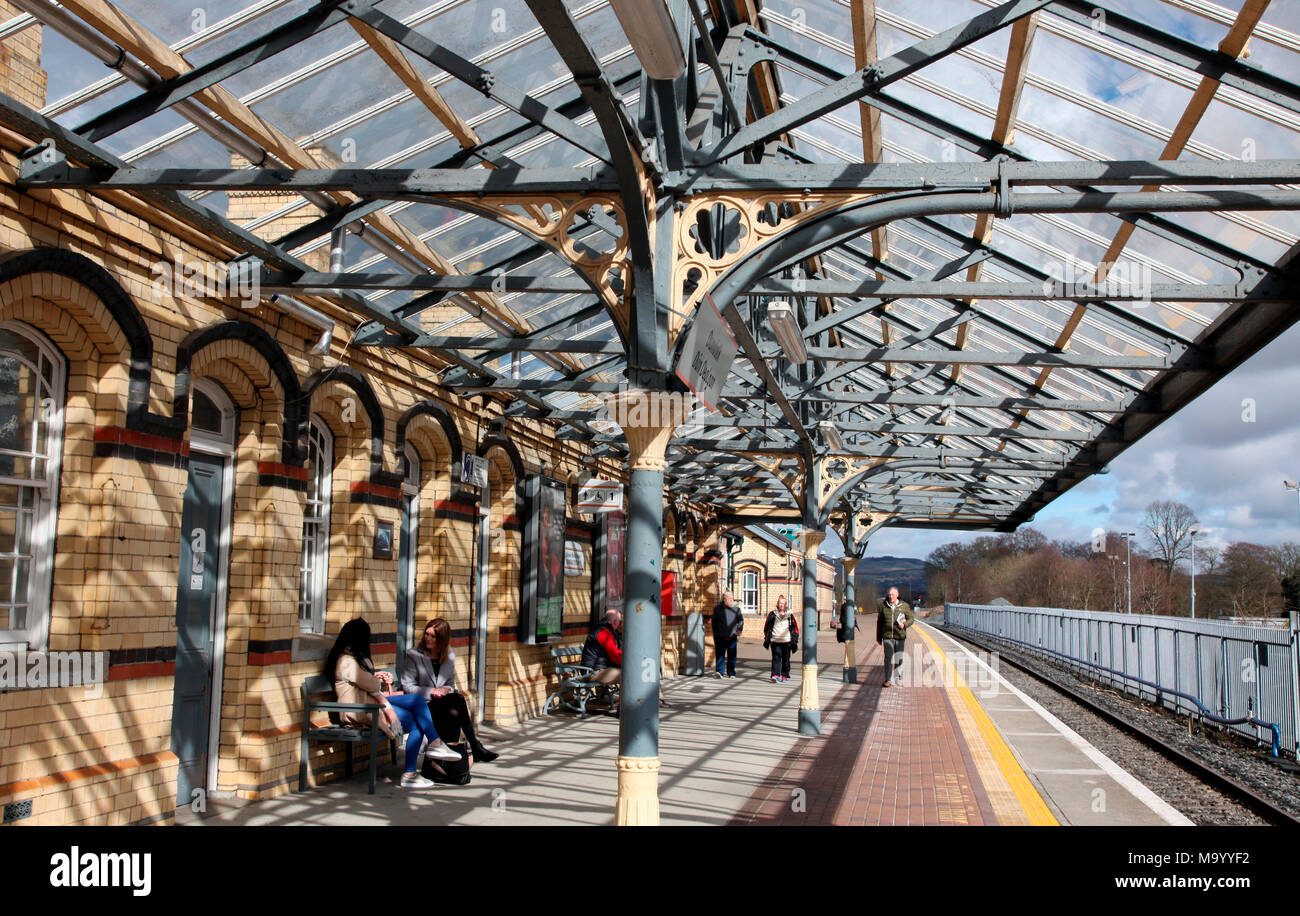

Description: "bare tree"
1194 542 1221 576
1142 500 1198 583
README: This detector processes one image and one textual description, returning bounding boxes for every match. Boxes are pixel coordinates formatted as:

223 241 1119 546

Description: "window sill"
291 633 333 663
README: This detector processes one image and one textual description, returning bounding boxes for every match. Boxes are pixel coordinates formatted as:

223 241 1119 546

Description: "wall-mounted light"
766 300 807 364
609 0 686 79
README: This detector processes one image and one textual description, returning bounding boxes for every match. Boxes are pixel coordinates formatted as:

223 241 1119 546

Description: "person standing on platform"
712 592 744 678
876 587 914 687
763 594 798 683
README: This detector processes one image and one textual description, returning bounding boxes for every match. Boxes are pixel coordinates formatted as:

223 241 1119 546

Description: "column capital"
801 529 827 556
841 557 860 574
608 388 690 471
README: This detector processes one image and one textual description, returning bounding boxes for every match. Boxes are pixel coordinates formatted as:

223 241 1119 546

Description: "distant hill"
830 556 929 605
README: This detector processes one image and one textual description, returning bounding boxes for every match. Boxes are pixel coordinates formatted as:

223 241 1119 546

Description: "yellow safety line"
917 625 1058 826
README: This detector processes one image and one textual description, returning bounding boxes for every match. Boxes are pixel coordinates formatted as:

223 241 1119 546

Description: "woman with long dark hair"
401 617 499 763
324 617 461 789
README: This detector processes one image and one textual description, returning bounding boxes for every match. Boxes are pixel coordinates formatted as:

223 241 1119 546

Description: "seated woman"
324 617 461 790
401 617 499 763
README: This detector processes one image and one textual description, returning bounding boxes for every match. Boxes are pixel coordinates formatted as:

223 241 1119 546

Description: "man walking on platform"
876 587 914 687
712 592 745 678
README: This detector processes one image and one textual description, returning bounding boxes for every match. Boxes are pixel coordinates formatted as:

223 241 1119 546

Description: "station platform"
193 621 1190 826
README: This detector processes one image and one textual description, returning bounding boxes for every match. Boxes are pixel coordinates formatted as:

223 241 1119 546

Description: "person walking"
762 594 798 683
712 592 744 678
875 587 914 687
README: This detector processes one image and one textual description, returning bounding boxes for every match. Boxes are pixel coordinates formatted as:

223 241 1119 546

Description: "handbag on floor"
420 742 472 785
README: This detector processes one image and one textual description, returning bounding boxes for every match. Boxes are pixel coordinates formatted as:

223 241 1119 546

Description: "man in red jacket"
582 609 623 686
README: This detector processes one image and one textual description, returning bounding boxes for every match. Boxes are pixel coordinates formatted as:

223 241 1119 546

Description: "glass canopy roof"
7 0 1300 531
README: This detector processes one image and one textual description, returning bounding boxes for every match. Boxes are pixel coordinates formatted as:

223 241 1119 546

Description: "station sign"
578 479 623 513
461 453 489 489
673 293 737 412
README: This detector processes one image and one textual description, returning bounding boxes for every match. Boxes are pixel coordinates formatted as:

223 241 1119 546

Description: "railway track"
939 623 1300 827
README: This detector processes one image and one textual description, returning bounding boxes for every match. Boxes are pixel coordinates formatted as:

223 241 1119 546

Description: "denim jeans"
882 638 905 683
386 692 441 773
715 637 738 676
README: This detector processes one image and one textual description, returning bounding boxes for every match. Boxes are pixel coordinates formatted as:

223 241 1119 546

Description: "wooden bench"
299 668 399 794
543 645 618 717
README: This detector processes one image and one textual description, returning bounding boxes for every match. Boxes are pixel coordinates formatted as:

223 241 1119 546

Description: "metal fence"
944 602 1300 755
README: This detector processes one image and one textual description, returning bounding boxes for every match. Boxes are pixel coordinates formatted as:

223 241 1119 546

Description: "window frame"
0 320 65 651
298 415 333 635
740 567 760 617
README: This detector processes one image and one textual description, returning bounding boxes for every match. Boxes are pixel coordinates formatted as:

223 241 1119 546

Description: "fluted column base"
842 639 857 683
615 755 661 825
798 663 820 734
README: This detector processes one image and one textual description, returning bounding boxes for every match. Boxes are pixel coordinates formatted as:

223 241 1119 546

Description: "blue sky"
831 319 1300 563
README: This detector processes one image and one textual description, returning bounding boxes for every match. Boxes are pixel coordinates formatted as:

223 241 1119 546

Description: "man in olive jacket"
875 587 914 687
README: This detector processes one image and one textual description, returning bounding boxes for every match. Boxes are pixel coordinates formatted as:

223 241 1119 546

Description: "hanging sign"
673 293 737 412
578 479 623 512
461 453 489 489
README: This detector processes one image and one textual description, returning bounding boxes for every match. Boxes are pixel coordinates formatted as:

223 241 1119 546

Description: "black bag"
420 742 472 785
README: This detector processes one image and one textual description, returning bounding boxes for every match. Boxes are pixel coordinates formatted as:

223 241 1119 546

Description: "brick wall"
0 29 721 824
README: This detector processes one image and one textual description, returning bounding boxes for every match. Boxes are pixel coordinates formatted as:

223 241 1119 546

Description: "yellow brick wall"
0 151 721 830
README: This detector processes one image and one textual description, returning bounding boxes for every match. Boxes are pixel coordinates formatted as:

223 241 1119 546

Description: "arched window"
740 568 759 617
299 416 332 634
0 322 64 649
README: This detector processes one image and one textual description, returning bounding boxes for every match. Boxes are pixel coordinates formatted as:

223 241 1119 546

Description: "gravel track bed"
941 626 1292 826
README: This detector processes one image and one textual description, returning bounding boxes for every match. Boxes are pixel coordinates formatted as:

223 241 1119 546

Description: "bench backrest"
551 645 584 662
301 667 396 708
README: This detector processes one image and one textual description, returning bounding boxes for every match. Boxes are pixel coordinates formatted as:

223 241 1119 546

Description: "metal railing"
944 602 1300 756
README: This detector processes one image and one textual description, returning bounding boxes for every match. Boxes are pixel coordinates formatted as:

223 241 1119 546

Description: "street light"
1285 480 1300 531
1189 528 1201 619
1121 531 1136 614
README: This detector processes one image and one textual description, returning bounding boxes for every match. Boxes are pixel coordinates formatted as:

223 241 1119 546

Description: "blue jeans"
715 637 738 676
386 693 441 773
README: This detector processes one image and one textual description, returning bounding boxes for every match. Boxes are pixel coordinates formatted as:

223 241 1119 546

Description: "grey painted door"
397 490 417 660
170 453 224 807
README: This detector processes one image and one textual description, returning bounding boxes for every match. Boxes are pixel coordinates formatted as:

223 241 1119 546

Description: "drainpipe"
269 294 333 355
19 0 336 214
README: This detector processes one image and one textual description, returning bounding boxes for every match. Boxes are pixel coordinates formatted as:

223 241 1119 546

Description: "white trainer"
399 773 437 789
425 740 462 762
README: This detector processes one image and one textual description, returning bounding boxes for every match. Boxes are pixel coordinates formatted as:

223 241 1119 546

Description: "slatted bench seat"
299 668 399 794
543 645 618 717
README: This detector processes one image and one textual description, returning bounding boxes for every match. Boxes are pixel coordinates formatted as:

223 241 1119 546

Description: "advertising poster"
606 510 625 612
535 479 566 640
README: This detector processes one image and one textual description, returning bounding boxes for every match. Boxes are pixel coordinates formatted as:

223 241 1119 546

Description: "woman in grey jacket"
402 617 499 763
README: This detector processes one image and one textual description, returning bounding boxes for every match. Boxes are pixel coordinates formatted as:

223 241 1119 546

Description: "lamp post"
1121 531 1136 614
1285 480 1300 530
1189 528 1201 619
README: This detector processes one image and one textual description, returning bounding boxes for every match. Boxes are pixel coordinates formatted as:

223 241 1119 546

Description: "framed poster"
592 510 626 625
374 521 394 559
519 475 567 644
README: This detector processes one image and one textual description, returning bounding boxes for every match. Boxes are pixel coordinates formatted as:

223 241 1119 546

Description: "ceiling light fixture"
818 420 844 452
766 300 807 364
